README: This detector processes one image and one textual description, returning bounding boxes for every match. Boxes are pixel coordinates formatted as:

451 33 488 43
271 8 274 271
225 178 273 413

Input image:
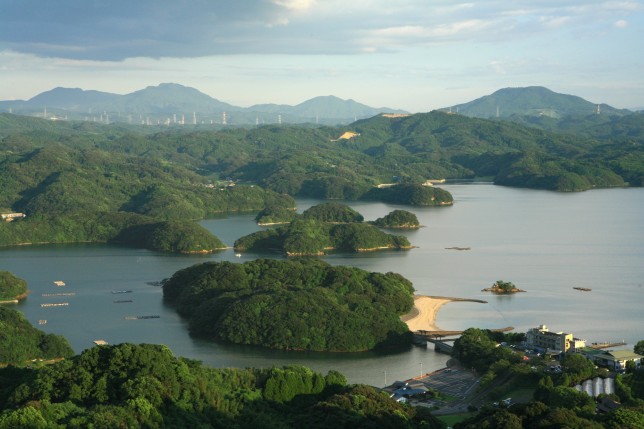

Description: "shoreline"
401 295 487 332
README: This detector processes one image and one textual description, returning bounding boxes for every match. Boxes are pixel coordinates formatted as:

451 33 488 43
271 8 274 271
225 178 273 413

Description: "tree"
634 340 644 356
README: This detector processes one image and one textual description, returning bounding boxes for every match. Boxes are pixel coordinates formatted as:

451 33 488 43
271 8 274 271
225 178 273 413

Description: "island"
361 184 454 206
236 203 412 256
162 258 415 352
255 206 298 225
481 280 526 294
370 209 420 229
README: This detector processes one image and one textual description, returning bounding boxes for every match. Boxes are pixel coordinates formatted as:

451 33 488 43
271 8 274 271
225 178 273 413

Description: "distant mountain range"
443 86 631 119
0 83 407 125
1 84 634 126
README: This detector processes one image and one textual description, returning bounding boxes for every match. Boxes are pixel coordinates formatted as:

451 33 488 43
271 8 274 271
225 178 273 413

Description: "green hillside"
0 342 444 428
162 258 414 351
450 86 630 119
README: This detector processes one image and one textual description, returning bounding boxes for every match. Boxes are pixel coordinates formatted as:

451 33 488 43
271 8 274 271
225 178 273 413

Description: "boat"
113 299 133 303
573 287 592 292
124 315 160 320
235 253 242 258
111 290 132 294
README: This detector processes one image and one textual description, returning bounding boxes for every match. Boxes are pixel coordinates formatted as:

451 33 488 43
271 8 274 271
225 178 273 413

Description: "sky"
1 0 643 112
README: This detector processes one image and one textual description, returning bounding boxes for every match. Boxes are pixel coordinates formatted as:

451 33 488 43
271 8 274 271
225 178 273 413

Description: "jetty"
41 302 69 307
589 341 627 350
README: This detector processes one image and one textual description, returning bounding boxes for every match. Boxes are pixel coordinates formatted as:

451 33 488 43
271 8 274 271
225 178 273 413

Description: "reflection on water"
2 184 644 386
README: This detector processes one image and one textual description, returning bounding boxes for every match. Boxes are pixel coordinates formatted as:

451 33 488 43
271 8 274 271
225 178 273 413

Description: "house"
587 350 642 371
525 324 573 353
389 381 430 402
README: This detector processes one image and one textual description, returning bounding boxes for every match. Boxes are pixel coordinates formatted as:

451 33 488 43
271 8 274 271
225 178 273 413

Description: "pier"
42 292 76 297
41 302 69 307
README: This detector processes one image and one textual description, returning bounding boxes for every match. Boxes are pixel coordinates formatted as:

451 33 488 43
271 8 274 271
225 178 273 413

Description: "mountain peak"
449 86 628 119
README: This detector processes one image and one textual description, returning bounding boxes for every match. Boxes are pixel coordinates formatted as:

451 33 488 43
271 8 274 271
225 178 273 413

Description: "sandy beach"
401 295 452 332
401 295 488 332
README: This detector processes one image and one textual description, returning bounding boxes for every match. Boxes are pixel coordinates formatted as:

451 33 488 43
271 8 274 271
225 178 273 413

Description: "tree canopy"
163 258 415 351
0 306 73 364
0 271 27 300
0 343 445 428
237 203 411 255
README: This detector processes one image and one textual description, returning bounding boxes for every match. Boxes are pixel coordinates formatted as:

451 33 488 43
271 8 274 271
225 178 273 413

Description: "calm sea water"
1 184 643 386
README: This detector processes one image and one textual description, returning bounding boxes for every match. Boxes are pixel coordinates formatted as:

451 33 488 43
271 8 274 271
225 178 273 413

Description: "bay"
1 183 643 386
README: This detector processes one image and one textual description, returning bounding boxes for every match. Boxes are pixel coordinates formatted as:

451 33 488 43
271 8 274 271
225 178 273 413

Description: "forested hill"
163 258 415 352
447 86 631 119
0 343 444 428
1 106 643 227
347 111 643 190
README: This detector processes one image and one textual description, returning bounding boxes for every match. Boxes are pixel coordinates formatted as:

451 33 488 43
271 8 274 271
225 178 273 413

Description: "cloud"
539 16 571 29
272 0 316 11
1 0 642 61
614 19 629 27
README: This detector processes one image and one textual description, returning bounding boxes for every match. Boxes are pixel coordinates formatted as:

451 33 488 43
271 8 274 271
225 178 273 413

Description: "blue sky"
1 0 643 111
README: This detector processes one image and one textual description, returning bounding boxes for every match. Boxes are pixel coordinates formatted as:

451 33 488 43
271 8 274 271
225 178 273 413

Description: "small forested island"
255 205 299 225
162 258 415 352
362 184 454 206
0 306 73 364
239 203 412 255
481 280 526 294
0 271 27 301
370 209 420 229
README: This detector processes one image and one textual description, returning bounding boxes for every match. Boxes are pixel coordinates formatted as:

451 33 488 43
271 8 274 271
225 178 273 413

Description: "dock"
41 302 69 307
42 292 76 297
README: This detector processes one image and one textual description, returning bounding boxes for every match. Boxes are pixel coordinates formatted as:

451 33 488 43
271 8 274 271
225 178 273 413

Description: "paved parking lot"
420 367 478 399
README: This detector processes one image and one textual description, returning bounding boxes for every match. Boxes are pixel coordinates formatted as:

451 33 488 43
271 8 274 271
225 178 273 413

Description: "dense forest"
3 108 643 250
237 203 412 255
0 306 74 365
162 258 415 351
0 342 445 428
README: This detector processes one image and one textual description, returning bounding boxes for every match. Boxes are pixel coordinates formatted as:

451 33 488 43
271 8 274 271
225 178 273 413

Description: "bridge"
413 326 515 354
